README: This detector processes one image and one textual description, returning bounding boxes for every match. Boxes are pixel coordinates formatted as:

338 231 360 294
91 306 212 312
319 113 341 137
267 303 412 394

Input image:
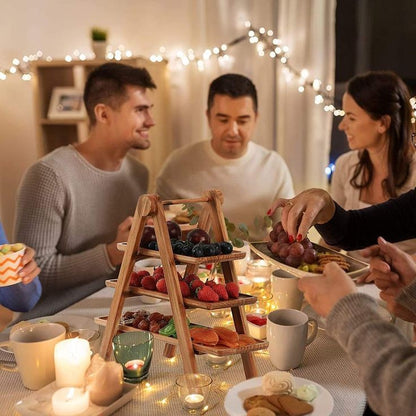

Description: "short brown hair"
84 62 156 125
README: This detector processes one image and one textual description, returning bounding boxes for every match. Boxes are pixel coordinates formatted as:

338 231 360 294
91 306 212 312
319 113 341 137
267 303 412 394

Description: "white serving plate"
250 241 369 280
15 381 137 415
224 375 333 416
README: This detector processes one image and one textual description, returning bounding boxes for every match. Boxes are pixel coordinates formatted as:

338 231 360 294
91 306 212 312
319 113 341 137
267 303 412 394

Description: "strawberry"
141 275 156 290
129 270 150 287
189 279 204 293
211 283 229 300
153 267 164 280
205 279 217 288
183 273 199 284
156 278 168 293
179 280 191 297
225 282 239 298
196 285 219 302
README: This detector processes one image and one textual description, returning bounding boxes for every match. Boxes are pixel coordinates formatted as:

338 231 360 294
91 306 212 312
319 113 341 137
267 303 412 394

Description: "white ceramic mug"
267 309 318 370
0 322 66 390
271 269 304 310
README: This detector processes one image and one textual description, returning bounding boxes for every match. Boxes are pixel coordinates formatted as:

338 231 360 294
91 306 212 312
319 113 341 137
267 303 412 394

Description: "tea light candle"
54 338 91 388
184 393 204 409
52 387 89 415
124 359 144 377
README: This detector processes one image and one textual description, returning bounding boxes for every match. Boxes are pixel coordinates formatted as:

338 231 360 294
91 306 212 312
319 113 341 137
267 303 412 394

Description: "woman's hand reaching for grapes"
268 188 336 242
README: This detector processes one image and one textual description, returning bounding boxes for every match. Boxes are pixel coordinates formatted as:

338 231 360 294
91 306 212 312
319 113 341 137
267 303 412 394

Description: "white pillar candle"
54 338 91 388
52 387 89 415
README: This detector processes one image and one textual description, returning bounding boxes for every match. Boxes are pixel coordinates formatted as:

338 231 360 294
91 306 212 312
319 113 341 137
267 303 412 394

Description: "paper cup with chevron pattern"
0 243 26 286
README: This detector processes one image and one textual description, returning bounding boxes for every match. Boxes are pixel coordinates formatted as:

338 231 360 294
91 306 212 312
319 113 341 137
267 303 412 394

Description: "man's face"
207 94 258 159
109 85 155 150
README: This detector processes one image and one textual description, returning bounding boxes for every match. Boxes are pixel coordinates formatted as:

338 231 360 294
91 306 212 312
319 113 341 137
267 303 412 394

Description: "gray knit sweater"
15 145 148 295
327 282 416 416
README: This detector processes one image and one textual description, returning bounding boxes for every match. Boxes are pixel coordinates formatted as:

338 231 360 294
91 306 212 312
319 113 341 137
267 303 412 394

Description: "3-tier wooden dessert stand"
98 189 267 378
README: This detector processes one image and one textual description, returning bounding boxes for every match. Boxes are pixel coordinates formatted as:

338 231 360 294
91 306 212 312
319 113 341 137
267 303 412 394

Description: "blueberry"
182 240 194 256
211 242 222 256
191 244 205 257
220 241 233 254
203 244 216 257
172 240 185 254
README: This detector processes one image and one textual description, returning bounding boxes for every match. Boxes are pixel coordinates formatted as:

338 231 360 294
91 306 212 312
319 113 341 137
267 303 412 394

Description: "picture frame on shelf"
47 87 86 119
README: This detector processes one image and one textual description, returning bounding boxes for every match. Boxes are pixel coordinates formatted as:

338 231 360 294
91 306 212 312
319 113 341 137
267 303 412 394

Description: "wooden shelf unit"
99 190 263 378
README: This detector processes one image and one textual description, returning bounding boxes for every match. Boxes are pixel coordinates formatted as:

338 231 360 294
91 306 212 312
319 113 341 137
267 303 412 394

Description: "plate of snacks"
250 222 369 280
224 370 333 416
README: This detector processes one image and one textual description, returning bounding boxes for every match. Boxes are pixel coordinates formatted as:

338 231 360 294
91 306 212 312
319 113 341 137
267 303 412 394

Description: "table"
1 285 371 416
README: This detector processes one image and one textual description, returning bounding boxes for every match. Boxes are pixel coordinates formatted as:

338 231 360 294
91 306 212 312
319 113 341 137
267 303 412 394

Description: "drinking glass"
176 373 212 414
112 332 153 383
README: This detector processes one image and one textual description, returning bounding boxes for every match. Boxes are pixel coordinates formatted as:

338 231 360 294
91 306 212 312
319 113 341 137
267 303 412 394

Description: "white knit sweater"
156 140 295 240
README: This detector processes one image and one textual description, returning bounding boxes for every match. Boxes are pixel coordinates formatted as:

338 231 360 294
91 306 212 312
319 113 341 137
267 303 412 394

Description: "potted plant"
91 27 108 59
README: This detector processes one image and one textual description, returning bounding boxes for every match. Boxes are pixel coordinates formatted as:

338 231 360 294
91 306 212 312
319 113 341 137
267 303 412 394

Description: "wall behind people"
0 0 335 236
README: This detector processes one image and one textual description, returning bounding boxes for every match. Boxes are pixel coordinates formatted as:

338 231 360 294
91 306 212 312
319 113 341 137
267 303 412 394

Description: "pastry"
246 406 277 416
214 326 239 348
274 395 313 416
238 333 257 346
243 395 281 413
262 370 294 395
189 327 219 346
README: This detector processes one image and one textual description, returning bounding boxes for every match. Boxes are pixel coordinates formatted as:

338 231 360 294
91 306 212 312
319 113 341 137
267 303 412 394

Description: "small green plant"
91 27 108 42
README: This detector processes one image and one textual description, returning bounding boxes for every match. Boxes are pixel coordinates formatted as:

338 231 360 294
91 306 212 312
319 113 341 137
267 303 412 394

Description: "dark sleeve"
316 188 416 250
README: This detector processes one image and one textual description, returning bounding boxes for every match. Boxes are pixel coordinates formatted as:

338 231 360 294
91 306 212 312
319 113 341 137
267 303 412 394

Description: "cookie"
243 395 280 413
246 406 278 416
277 395 314 416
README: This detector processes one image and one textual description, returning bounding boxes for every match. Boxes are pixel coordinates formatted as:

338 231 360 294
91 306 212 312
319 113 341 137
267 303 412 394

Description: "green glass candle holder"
112 331 154 383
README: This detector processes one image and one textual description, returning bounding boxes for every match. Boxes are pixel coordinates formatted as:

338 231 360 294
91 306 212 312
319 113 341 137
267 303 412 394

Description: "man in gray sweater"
15 63 156 304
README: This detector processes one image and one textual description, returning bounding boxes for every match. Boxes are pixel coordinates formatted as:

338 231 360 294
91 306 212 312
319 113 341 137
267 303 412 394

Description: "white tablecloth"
0 284 376 416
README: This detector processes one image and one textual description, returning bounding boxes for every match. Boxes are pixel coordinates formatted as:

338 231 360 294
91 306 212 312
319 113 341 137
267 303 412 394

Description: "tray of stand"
105 279 257 310
117 242 246 264
94 316 268 356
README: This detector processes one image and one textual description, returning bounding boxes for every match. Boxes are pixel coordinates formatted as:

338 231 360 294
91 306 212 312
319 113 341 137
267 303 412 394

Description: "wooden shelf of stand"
99 190 261 379
105 279 257 309
95 316 268 356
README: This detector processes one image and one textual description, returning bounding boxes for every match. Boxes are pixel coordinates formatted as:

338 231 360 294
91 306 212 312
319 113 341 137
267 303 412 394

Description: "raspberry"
129 270 150 287
153 267 164 280
156 278 168 293
196 285 219 302
141 275 156 290
179 280 191 297
225 282 239 298
211 283 229 300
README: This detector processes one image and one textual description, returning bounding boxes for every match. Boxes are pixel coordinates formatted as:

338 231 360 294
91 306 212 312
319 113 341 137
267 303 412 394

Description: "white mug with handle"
267 308 318 370
0 322 66 390
271 269 304 310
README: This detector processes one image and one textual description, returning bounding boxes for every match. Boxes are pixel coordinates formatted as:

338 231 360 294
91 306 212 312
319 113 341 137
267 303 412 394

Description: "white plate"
0 314 98 353
250 241 369 280
224 376 334 416
15 381 136 415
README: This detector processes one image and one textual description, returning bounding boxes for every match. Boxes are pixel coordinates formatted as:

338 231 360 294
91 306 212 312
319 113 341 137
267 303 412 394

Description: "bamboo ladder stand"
99 189 263 378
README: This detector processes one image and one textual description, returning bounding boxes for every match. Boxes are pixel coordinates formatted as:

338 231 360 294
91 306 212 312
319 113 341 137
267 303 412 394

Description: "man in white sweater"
156 73 294 241
15 63 156 303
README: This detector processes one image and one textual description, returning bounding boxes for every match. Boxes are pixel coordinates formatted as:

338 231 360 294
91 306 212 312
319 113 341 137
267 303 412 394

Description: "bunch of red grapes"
267 221 317 268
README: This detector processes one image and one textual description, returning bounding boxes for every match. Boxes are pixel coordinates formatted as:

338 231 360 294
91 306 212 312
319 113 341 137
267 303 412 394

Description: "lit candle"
184 393 205 410
52 387 89 415
124 359 145 378
54 338 91 388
